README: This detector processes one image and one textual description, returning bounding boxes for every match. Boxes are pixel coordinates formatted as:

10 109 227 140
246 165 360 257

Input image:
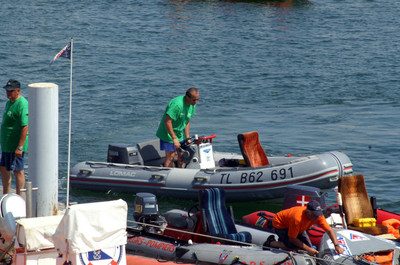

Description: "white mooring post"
28 82 59 217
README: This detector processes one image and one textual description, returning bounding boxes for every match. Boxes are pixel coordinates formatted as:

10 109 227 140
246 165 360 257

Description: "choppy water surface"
0 0 399 216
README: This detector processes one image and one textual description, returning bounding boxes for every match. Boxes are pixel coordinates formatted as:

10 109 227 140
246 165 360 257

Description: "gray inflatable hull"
318 229 400 265
127 230 316 265
70 150 353 202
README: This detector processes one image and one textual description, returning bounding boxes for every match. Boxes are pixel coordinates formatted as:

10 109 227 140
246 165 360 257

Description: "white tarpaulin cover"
51 199 127 254
16 215 63 251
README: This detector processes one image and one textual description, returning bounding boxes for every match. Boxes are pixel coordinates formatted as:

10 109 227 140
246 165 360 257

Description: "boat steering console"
179 134 216 168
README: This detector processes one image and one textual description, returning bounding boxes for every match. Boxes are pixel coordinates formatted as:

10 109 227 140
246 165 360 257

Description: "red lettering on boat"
128 236 144 245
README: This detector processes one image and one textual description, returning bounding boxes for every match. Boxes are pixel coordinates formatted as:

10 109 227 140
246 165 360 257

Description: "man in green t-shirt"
0 79 29 195
156 87 199 167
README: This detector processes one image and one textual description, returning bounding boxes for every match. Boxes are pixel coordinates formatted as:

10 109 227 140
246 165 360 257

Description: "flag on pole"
49 41 71 65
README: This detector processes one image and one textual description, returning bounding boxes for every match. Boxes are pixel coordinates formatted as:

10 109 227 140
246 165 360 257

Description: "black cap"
307 200 323 217
3 79 20 91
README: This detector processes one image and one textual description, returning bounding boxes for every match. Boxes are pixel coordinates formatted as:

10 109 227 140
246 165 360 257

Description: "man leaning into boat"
156 87 199 168
266 200 344 256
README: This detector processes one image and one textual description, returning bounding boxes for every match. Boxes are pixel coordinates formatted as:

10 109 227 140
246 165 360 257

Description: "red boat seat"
237 131 269 167
339 174 388 235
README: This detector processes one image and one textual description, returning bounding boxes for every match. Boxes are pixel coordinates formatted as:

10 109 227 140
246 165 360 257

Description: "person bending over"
156 88 199 167
267 200 344 256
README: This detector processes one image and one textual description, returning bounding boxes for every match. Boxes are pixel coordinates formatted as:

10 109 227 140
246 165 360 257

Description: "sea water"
0 0 399 217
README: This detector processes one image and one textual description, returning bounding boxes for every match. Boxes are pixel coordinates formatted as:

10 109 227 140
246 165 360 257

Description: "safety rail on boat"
196 134 216 145
127 220 254 247
81 154 330 174
84 161 170 170
79 159 315 176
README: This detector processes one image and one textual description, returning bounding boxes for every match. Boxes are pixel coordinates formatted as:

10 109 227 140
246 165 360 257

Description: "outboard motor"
0 194 26 244
283 184 341 218
283 184 326 210
133 193 167 234
107 143 143 164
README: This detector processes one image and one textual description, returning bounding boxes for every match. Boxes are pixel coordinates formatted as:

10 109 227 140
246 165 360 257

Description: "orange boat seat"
237 131 269 167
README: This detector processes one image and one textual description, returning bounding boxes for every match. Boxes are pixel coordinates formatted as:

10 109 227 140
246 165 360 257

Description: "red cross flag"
296 195 310 206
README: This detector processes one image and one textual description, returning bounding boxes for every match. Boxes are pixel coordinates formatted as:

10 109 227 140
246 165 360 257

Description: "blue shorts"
160 139 184 152
0 152 25 171
274 228 312 249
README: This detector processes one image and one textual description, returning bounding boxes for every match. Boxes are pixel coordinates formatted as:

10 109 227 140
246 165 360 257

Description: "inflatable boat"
242 175 400 249
70 132 353 201
126 191 317 265
127 187 400 265
242 207 400 248
319 229 400 265
127 231 317 265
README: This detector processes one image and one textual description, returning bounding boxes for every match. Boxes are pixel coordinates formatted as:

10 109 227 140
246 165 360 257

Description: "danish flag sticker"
297 195 310 206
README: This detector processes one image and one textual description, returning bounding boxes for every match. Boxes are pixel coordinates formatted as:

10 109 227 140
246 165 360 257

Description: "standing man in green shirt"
0 80 29 195
156 88 199 167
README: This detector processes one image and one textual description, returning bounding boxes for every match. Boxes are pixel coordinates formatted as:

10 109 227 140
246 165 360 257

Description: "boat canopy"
52 199 127 254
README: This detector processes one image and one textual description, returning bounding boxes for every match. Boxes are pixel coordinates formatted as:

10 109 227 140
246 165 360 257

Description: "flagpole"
66 38 73 207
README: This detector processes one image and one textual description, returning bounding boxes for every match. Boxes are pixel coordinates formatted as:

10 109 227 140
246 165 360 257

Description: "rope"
0 247 13 262
264 247 365 265
273 255 292 265
0 237 16 263
127 220 253 246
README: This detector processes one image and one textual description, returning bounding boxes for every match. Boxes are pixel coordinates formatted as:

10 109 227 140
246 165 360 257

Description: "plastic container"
353 218 376 227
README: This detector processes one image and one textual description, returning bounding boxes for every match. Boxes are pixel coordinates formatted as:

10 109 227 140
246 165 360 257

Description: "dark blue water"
1 0 399 215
